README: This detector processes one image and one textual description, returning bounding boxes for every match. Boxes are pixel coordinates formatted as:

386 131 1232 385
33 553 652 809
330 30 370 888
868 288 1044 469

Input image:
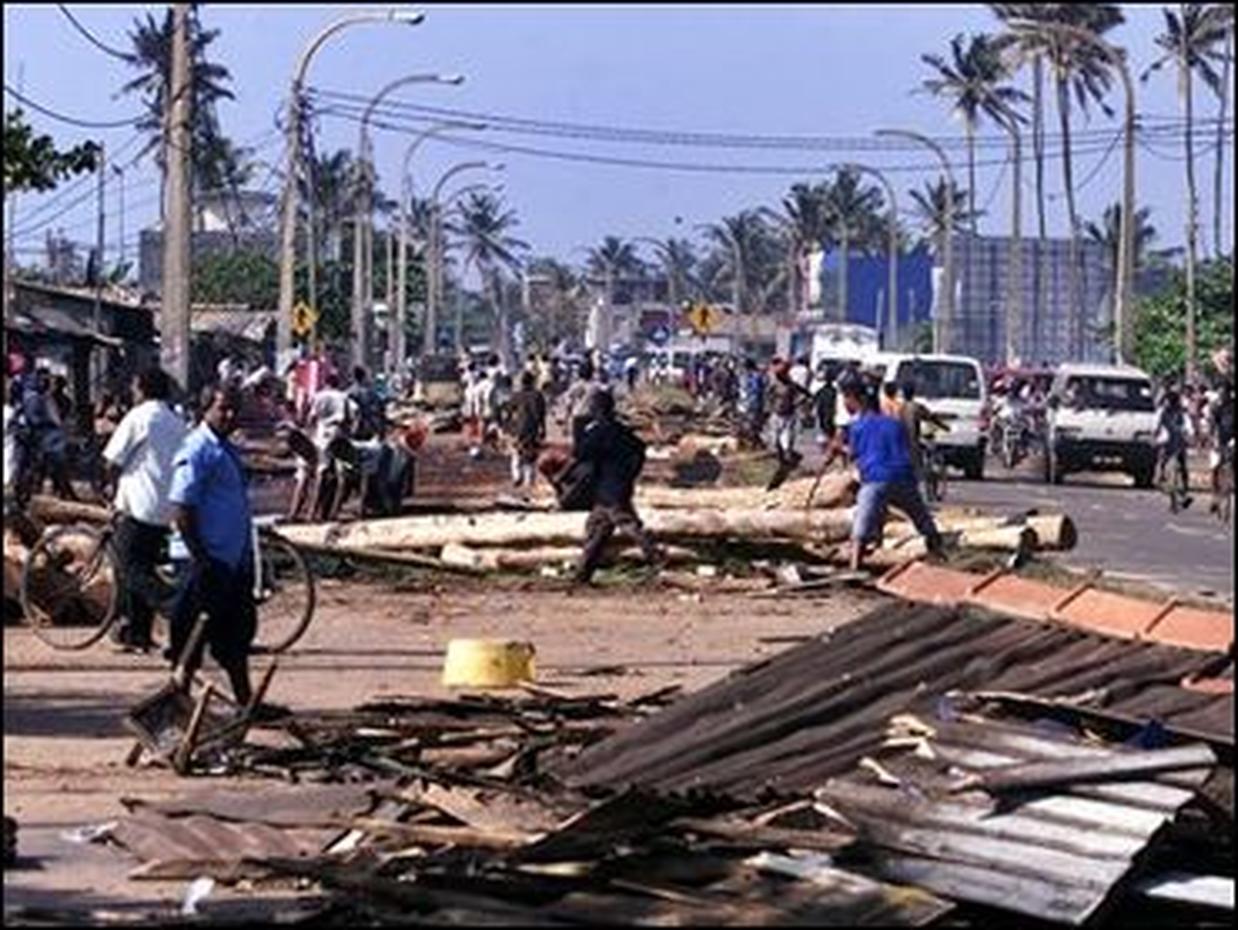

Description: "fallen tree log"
280 506 857 552
28 495 109 526
635 473 857 512
888 513 1076 552
439 542 698 572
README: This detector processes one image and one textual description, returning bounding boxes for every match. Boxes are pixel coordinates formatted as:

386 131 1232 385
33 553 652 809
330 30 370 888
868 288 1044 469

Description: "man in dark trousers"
506 370 547 489
824 380 943 571
571 390 660 585
167 385 258 706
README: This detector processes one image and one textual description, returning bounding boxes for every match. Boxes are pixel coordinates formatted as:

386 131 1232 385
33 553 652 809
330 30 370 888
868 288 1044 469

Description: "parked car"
879 352 989 480
1045 363 1159 487
413 354 464 409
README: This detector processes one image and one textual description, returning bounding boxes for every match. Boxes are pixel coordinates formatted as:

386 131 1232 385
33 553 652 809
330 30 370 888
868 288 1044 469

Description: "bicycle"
1213 440 1233 527
1156 445 1191 515
19 510 315 653
922 432 949 503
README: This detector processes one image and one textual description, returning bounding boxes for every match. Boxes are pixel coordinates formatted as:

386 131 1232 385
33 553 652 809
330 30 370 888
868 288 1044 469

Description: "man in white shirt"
288 372 355 520
3 379 22 500
103 367 187 651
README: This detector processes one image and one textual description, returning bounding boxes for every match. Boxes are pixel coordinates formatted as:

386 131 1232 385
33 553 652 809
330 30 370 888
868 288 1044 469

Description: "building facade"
945 234 1113 366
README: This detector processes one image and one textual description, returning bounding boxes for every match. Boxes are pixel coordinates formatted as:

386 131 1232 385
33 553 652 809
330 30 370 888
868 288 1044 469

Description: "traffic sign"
686 302 721 335
649 324 671 346
291 301 318 337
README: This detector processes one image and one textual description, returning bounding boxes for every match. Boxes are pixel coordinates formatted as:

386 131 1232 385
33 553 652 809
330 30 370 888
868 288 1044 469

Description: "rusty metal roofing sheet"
109 813 331 866
818 708 1215 925
876 562 1234 652
559 602 1231 800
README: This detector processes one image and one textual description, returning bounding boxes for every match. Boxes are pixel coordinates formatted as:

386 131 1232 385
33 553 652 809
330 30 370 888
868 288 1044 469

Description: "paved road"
942 467 1234 601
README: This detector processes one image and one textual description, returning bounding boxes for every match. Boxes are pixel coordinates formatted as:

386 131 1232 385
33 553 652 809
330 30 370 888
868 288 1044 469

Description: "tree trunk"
1215 31 1232 260
279 506 856 551
1183 41 1199 383
1033 56 1048 365
1057 77 1085 361
492 268 511 370
1006 123 1023 366
838 227 849 323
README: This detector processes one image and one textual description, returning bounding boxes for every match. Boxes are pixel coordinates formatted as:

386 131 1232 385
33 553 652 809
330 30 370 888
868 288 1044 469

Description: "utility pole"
92 142 106 390
161 3 192 390
112 164 126 268
385 222 395 374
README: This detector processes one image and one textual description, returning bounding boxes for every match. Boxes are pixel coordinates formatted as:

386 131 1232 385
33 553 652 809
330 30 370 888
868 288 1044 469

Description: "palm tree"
921 32 1028 234
909 177 977 253
1084 203 1168 278
641 237 699 307
1215 17 1234 259
1143 3 1232 380
763 182 833 317
452 191 528 363
585 236 642 350
1006 5 1124 358
699 210 782 326
991 3 1062 368
119 7 235 210
822 169 885 322
526 257 586 347
301 149 356 264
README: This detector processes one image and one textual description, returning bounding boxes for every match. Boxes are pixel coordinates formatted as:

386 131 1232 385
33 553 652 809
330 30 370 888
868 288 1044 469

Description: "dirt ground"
4 553 882 916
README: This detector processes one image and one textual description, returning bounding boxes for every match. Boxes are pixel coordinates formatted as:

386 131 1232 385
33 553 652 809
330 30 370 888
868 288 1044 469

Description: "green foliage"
3 108 99 192
1134 257 1233 377
192 249 278 308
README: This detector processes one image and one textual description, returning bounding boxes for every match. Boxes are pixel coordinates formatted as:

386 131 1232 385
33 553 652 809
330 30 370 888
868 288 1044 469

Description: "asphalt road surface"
943 464 1234 601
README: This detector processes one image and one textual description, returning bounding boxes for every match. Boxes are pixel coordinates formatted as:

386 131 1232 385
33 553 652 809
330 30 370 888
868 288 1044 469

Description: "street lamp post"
875 129 956 353
276 9 424 372
396 122 485 368
838 163 899 350
353 73 463 371
1008 19 1136 365
428 161 502 355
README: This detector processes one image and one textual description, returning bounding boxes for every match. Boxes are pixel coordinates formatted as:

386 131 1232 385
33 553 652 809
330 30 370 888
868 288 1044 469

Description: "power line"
315 104 1123 177
56 4 131 61
306 86 1231 154
3 83 142 129
13 130 146 229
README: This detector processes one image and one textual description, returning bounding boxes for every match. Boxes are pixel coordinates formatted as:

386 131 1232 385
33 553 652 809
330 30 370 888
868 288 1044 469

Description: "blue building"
817 246 935 347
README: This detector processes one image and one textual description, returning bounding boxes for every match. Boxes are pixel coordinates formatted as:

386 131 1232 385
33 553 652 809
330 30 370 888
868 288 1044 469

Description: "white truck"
1045 363 1159 487
808 323 880 373
879 352 990 480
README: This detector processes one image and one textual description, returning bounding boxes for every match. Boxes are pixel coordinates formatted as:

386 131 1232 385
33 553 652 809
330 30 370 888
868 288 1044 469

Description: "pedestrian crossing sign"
291 301 318 337
686 302 720 335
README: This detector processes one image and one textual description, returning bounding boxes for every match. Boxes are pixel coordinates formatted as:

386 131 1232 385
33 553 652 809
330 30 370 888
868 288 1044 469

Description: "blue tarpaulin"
818 246 935 334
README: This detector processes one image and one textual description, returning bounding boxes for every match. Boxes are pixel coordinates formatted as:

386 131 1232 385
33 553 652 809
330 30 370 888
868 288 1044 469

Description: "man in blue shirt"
827 380 943 571
167 385 257 706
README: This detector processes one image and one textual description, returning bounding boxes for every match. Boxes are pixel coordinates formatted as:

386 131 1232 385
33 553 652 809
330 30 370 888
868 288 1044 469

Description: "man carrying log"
825 380 943 571
569 391 660 585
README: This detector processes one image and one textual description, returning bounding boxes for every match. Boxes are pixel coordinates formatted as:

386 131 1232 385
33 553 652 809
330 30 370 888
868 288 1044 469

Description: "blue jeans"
853 480 942 550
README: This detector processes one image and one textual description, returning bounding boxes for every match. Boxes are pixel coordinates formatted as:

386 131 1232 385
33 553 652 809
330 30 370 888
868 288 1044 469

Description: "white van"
1046 363 1159 487
879 353 989 480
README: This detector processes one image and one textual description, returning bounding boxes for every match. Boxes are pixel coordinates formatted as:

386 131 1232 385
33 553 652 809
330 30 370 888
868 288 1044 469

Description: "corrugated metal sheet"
109 813 332 865
560 602 1232 800
818 708 1215 925
877 562 1234 652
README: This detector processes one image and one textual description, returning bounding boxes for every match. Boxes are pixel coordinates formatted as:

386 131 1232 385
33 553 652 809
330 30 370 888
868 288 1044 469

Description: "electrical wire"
315 104 1123 177
56 4 131 61
307 86 1232 155
12 129 146 230
3 83 142 128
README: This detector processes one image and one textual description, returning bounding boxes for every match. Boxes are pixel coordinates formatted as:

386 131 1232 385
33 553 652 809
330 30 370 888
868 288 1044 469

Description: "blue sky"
4 3 1232 278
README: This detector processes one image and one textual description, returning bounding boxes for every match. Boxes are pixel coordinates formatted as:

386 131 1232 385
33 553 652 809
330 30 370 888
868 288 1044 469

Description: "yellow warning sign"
291 301 318 337
686 302 721 335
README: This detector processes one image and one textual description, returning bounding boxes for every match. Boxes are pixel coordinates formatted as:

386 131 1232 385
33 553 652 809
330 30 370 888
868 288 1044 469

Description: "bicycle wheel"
20 524 121 650
251 530 316 654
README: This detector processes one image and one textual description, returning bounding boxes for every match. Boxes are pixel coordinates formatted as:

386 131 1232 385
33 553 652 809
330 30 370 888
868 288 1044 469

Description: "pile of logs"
280 473 1077 578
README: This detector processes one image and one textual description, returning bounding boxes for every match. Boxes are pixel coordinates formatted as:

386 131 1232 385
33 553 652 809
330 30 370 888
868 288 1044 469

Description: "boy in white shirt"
103 368 187 651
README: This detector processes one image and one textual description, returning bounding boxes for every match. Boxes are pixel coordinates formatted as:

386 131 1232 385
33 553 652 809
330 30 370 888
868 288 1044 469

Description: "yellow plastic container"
442 639 536 688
